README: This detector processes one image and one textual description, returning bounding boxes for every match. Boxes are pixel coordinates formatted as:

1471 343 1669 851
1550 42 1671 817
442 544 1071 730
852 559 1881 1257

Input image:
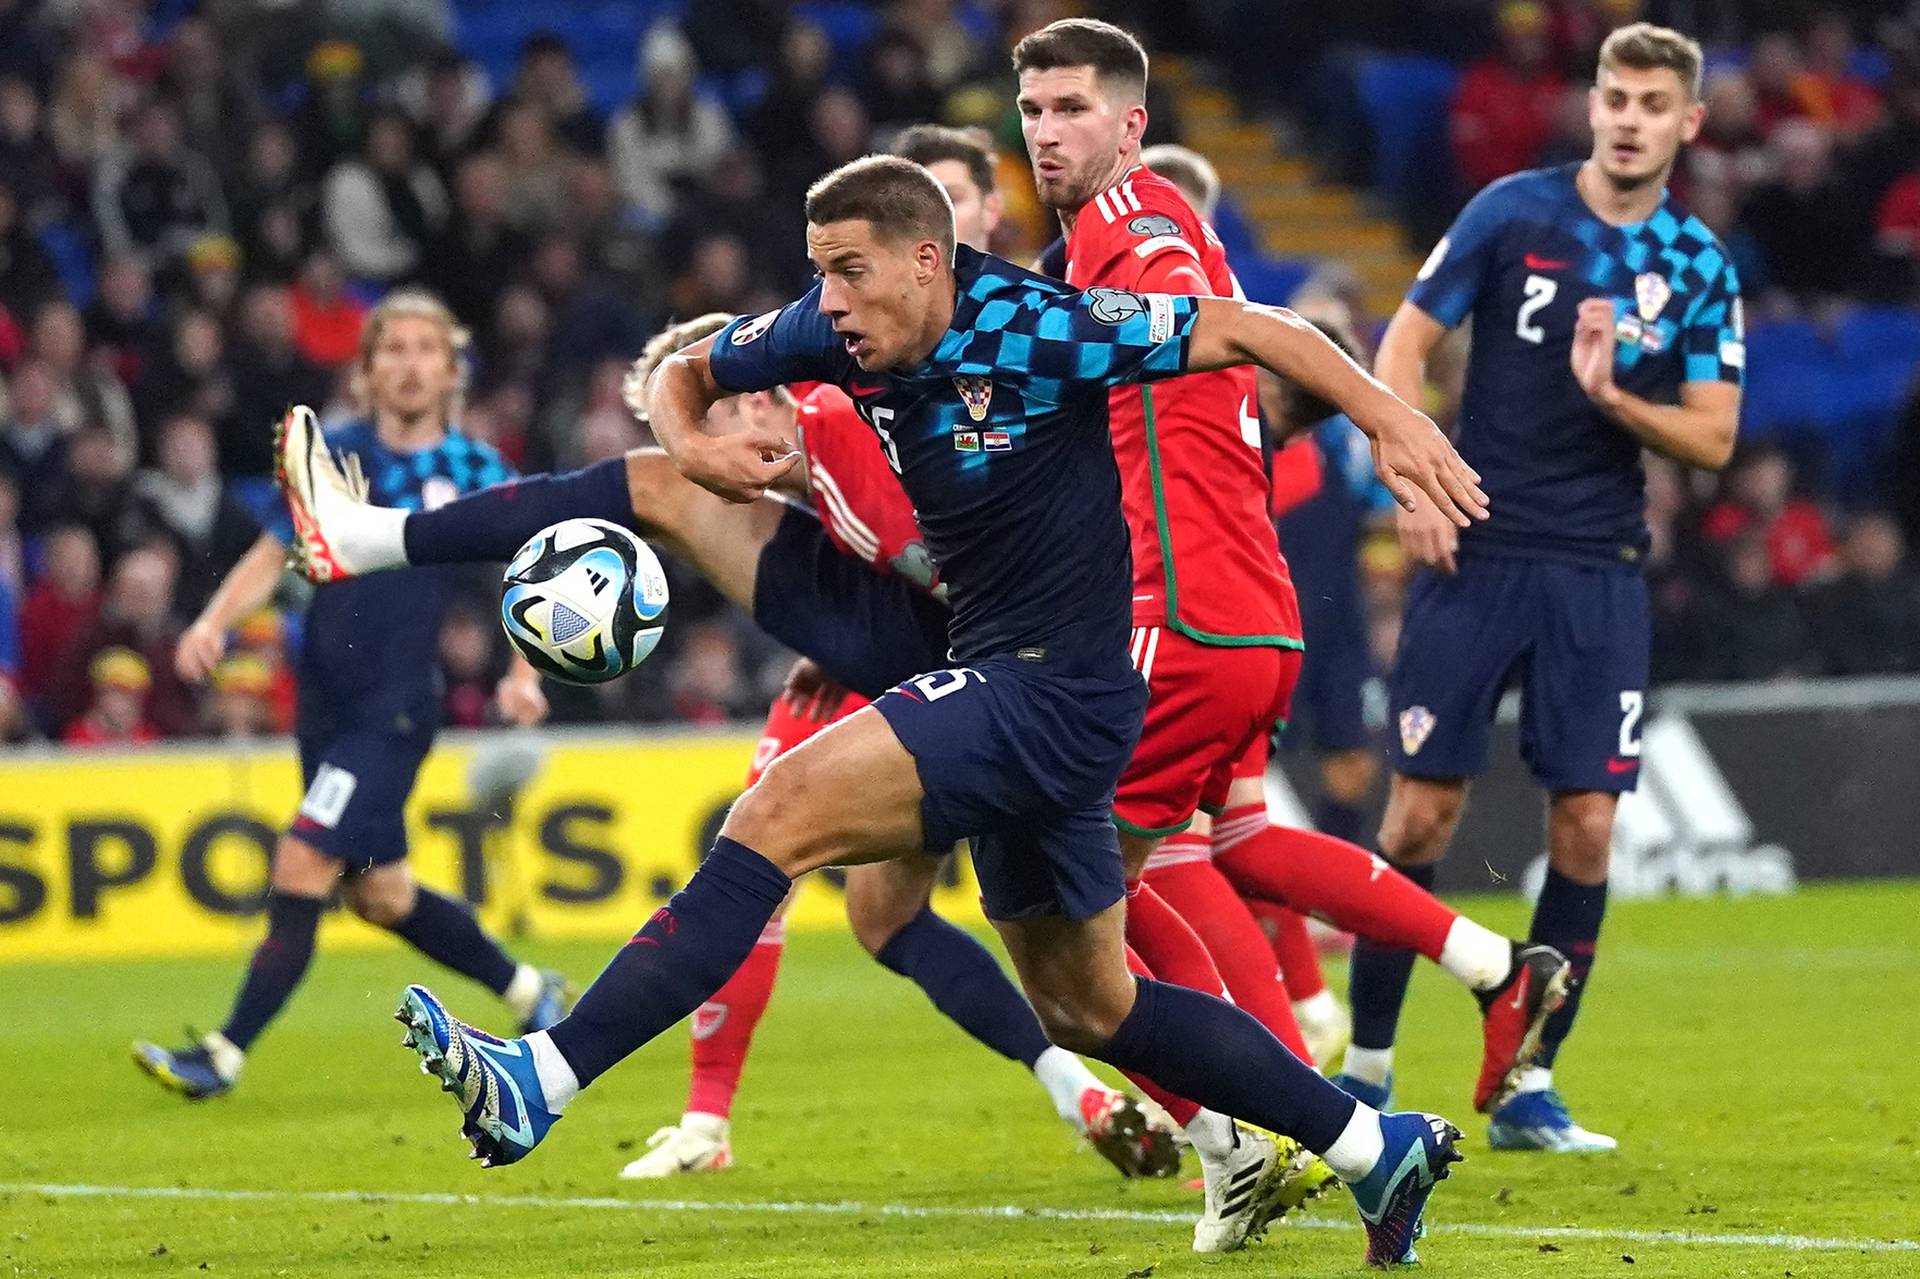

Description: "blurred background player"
1353 23 1743 1152
132 293 568 1100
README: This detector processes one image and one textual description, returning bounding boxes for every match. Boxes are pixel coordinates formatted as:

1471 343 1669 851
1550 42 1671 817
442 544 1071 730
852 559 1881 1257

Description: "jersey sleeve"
1680 259 1745 387
1404 180 1513 328
709 286 850 392
983 287 1202 395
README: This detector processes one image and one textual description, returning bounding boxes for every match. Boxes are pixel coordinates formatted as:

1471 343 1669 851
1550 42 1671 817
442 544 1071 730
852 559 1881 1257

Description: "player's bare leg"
844 856 1178 1178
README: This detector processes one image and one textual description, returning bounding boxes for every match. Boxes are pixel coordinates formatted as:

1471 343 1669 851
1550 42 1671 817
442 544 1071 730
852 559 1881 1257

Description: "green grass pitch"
4 883 1916 1277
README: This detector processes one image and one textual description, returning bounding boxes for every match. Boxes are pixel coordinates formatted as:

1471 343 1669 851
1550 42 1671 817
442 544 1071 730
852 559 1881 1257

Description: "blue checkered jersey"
261 419 512 732
710 244 1201 666
1407 163 1744 565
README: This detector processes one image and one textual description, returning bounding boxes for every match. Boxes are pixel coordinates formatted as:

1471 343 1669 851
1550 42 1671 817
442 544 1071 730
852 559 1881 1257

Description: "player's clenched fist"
683 430 802 504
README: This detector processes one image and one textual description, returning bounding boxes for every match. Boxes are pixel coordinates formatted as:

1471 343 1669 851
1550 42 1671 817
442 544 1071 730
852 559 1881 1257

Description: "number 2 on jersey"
1516 273 1557 344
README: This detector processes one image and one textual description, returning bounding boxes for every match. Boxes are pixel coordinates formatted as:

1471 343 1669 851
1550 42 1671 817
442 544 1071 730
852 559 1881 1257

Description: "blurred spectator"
91 99 229 263
46 53 123 178
607 24 738 222
424 152 527 341
1872 166 1920 297
1801 10 1882 142
1688 178 1770 298
1748 32 1815 135
861 29 939 129
86 252 159 388
394 47 491 181
1738 120 1871 303
289 249 366 369
527 233 644 384
771 87 872 212
160 17 248 170
0 470 20 592
207 652 276 738
1851 71 1920 208
664 146 802 295
747 19 833 158
293 40 371 177
1688 70 1772 193
891 0 989 91
50 542 193 736
508 33 600 156
669 233 753 319
323 110 448 285
1702 447 1835 587
32 298 138 455
225 284 329 476
0 360 68 532
230 607 297 733
134 414 257 612
0 0 53 90
132 307 233 436
62 645 158 746
480 285 551 400
50 427 142 565
1534 85 1592 168
666 621 758 724
17 524 99 706
439 604 500 728
0 76 62 230
228 121 316 285
0 669 30 744
1712 533 1814 681
494 99 573 236
1448 1 1564 192
565 158 655 296
0 180 59 322
182 232 245 318
1806 514 1920 675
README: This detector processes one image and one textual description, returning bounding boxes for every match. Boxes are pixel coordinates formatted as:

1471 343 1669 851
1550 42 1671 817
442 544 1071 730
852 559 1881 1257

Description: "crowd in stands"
3 0 1920 753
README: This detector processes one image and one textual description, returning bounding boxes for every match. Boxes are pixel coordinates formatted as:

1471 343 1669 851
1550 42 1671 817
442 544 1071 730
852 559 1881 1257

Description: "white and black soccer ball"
500 518 669 685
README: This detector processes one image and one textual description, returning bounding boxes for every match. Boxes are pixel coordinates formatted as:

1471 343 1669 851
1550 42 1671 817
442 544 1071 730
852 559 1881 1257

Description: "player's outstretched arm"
1572 298 1739 470
1185 298 1489 527
176 532 287 682
647 334 800 504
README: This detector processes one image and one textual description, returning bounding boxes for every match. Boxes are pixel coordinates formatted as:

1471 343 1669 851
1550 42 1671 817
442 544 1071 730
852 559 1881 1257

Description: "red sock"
1213 804 1456 960
1123 877 1228 997
685 919 785 1119
1247 897 1327 1001
1120 942 1200 1127
1143 854 1313 1064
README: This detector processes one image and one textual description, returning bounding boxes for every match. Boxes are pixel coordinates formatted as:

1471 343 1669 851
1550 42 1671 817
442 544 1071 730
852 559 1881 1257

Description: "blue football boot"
1330 1071 1394 1111
396 984 561 1167
1347 1111 1465 1267
518 969 572 1035
132 1035 235 1100
1487 1088 1617 1153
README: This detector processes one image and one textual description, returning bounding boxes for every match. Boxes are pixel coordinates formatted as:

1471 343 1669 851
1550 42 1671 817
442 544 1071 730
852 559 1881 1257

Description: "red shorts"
745 690 873 787
1112 627 1301 836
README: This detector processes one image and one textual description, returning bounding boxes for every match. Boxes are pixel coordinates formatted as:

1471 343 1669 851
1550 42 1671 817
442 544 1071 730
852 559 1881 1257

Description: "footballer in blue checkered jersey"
134 295 566 1106
1345 24 1744 1155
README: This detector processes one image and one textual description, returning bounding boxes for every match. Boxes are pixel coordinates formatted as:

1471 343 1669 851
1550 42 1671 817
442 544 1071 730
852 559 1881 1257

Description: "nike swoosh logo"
849 385 886 398
1509 977 1530 1012
1524 253 1569 270
1606 758 1637 774
471 1039 538 1148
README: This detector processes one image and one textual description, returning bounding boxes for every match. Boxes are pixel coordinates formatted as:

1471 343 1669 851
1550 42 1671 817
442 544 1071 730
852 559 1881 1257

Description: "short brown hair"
805 155 956 259
1598 22 1704 100
1140 144 1220 218
893 124 997 201
1011 18 1148 99
629 312 734 421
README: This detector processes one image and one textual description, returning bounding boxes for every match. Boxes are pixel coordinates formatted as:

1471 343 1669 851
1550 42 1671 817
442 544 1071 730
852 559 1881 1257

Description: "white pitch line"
4 1183 1915 1255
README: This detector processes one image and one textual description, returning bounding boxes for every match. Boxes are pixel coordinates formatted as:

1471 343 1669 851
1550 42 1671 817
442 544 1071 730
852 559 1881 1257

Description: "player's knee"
1549 795 1616 882
346 882 411 928
1025 979 1131 1055
1378 784 1463 865
724 756 824 875
1321 750 1378 804
270 835 339 896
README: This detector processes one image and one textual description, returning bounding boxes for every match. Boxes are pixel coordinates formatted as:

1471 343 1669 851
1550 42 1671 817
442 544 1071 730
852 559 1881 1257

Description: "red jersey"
794 384 942 596
1065 166 1301 647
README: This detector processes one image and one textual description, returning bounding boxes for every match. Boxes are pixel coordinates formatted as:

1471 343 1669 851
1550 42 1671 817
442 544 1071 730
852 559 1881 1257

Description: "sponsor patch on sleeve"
1145 293 1175 344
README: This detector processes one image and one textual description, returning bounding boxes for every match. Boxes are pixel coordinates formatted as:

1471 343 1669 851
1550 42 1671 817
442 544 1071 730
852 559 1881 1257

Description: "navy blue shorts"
752 503 952 701
875 653 1147 922
291 728 433 871
1390 556 1649 792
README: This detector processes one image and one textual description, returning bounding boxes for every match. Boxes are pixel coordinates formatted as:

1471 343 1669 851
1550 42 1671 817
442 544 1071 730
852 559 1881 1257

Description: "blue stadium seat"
37 223 94 311
1352 54 1458 200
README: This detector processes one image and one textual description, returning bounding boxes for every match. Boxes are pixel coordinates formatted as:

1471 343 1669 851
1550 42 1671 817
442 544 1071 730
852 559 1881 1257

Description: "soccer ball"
500 518 669 684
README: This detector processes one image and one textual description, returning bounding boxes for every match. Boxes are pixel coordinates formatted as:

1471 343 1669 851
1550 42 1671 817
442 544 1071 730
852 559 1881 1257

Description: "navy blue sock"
1103 977 1358 1153
1347 862 1436 1052
403 458 634 565
1314 796 1366 847
220 892 324 1051
876 907 1051 1068
1529 868 1606 1068
546 836 791 1087
389 887 519 996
